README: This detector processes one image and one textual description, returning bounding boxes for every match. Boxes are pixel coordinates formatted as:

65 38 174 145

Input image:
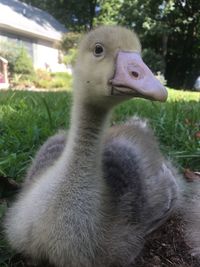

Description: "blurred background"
0 0 200 90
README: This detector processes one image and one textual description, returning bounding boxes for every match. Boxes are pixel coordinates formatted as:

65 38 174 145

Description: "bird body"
5 26 185 267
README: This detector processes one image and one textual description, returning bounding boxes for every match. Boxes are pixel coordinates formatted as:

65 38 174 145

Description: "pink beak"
110 51 168 102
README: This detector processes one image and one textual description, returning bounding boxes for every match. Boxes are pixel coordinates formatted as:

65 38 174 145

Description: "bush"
35 79 51 89
155 71 167 86
61 32 81 51
142 48 165 74
13 48 34 77
34 71 72 89
11 73 35 89
0 41 20 76
35 69 52 81
51 72 72 89
63 48 77 66
0 42 35 84
0 42 72 90
50 78 66 88
0 42 35 89
59 32 81 66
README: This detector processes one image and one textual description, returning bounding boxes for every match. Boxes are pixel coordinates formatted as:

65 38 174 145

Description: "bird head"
74 26 167 108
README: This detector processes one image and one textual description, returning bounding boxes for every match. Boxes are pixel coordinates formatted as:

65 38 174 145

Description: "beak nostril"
131 71 139 79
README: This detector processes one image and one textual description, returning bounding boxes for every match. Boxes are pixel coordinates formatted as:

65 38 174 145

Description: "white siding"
0 30 34 58
34 39 66 72
0 32 67 72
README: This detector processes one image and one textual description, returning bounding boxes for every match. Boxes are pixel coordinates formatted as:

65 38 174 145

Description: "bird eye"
94 43 104 57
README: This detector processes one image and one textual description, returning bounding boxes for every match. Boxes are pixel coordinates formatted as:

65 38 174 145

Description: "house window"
0 31 34 59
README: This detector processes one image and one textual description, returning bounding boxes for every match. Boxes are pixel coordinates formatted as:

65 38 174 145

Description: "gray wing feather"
25 117 179 234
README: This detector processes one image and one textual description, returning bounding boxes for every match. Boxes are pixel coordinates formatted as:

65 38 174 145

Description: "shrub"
63 48 77 66
13 48 34 77
34 71 72 90
0 41 20 76
50 78 66 88
51 72 72 89
59 32 81 66
61 32 81 51
155 71 167 86
0 41 35 85
142 48 165 74
35 79 51 89
35 69 52 81
0 41 72 90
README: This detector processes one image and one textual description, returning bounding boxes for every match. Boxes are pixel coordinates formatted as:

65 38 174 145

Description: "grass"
0 91 72 181
0 88 199 179
114 88 200 170
0 88 199 265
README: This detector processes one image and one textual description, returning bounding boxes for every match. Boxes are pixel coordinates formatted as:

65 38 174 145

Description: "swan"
5 26 181 267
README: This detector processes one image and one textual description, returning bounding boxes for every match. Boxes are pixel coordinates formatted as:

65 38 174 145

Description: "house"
0 0 67 72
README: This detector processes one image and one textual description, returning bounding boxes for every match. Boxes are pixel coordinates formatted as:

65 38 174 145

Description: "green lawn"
0 88 199 180
0 88 199 265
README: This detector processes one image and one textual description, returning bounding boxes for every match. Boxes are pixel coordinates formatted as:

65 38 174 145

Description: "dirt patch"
7 215 200 267
134 216 200 267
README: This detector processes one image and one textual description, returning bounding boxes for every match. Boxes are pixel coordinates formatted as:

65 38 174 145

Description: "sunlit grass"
0 90 72 180
114 89 200 170
0 89 199 180
168 88 200 102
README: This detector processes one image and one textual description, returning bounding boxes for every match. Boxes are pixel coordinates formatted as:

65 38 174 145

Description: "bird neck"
63 97 111 180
